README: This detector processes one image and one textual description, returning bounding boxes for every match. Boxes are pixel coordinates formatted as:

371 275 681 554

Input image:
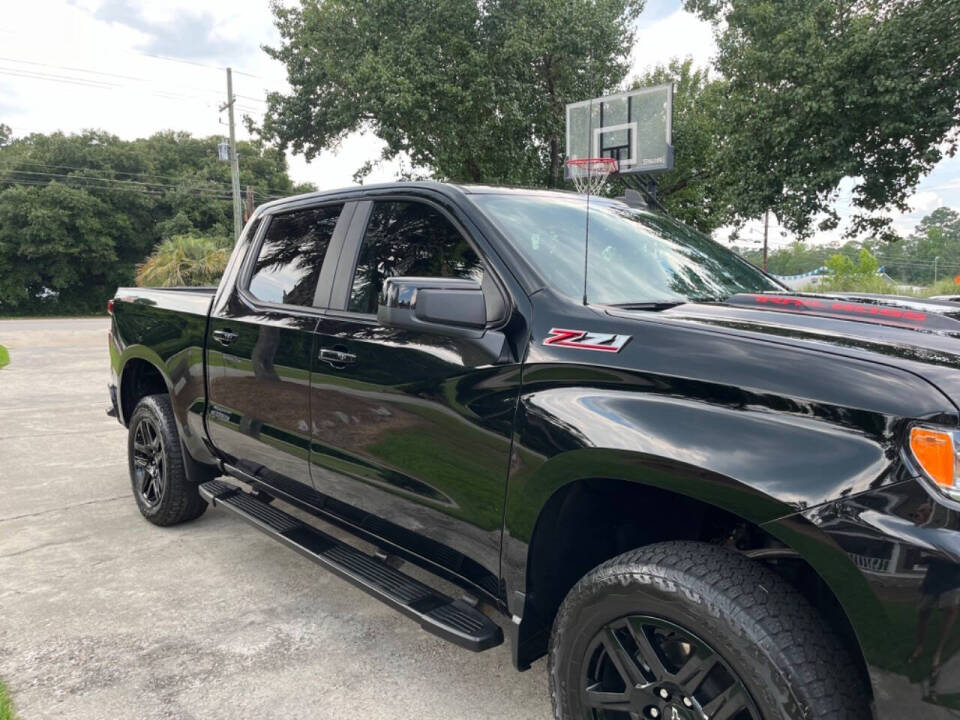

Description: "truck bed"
114 286 217 317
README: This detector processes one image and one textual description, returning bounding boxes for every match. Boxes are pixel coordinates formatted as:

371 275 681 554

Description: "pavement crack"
0 536 90 559
0 428 121 440
0 494 128 524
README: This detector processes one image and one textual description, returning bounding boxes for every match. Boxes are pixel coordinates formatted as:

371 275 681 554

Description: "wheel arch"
508 470 873 704
118 350 171 426
118 349 218 484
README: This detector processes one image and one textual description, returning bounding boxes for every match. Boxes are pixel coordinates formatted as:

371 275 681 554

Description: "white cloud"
908 191 945 214
630 9 717 77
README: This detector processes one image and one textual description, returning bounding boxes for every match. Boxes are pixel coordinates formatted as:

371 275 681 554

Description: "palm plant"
136 235 231 287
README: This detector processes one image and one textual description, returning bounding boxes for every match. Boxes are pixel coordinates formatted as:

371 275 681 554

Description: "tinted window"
248 204 343 306
472 194 782 304
348 201 483 314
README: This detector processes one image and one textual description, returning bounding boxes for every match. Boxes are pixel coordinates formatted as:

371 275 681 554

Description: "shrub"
136 235 230 287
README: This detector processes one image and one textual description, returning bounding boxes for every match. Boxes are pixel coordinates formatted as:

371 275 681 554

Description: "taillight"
107 298 115 315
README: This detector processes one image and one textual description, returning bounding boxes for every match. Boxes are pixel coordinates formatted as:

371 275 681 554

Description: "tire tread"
128 394 207 526
548 541 870 720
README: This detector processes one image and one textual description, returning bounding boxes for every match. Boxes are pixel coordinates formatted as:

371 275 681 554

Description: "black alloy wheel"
127 394 207 526
581 615 759 720
132 416 166 507
549 542 871 720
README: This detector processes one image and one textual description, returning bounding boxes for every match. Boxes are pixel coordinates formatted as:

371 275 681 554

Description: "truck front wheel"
127 394 207 526
548 541 869 720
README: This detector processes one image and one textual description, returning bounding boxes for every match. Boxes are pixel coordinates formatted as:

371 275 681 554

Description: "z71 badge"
543 328 631 353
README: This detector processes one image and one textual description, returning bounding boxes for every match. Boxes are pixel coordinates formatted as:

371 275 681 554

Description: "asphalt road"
0 317 552 720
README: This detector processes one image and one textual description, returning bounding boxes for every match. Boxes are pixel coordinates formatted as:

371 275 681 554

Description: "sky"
2 0 958 251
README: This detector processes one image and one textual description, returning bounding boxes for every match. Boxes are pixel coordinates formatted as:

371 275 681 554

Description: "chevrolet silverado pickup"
109 182 960 720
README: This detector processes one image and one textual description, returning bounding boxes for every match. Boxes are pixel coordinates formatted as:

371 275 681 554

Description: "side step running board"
199 480 503 652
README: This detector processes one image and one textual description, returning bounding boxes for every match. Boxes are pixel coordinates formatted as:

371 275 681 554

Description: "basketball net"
566 157 618 195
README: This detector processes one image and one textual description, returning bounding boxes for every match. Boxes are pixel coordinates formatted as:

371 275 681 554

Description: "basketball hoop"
566 157 618 195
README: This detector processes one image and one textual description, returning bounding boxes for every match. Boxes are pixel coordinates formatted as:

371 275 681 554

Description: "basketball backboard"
565 84 674 177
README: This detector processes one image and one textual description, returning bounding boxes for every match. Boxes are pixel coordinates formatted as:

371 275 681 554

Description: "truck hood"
607 291 960 405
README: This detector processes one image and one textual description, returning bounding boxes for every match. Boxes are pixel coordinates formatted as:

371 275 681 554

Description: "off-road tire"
549 540 870 720
128 394 207 526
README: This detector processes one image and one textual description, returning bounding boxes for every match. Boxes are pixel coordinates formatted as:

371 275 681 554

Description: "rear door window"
348 200 483 314
247 203 344 307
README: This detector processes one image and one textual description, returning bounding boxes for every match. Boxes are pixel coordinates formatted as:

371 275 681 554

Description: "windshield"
472 193 783 305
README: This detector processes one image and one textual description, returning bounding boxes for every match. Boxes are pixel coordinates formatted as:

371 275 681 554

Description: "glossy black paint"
111 183 960 718
309 313 520 597
767 478 960 718
109 285 217 466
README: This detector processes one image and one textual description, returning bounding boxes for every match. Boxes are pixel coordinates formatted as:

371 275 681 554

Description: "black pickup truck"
109 182 960 720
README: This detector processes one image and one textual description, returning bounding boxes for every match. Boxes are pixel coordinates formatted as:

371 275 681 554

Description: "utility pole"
935 255 941 284
245 185 255 221
762 209 770 271
221 67 243 240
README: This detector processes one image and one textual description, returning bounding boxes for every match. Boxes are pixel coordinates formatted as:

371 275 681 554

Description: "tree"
261 0 644 187
0 182 131 310
0 129 311 314
738 241 832 276
136 235 232 287
819 248 893 292
886 207 960 284
684 0 960 242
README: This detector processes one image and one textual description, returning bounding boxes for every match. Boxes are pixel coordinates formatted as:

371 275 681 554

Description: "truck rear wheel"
127 394 207 526
548 541 869 720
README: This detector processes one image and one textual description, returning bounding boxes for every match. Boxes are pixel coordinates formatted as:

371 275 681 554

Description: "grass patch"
0 678 17 720
0 345 8 369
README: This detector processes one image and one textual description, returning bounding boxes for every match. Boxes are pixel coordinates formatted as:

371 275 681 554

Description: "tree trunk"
549 136 560 188
466 158 484 183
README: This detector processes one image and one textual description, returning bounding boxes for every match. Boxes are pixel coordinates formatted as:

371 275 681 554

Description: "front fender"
506 383 902 537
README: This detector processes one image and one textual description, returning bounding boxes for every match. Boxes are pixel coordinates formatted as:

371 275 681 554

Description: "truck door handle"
320 348 356 368
213 329 239 346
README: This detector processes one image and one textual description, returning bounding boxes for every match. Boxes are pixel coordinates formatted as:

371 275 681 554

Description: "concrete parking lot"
0 317 551 720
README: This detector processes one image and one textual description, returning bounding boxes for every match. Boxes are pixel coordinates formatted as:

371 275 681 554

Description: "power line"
0 56 147 83
1 166 283 201
0 172 239 200
0 67 217 109
133 51 264 80
0 177 178 198
0 67 114 90
9 160 241 189
0 56 271 106
0 66 269 111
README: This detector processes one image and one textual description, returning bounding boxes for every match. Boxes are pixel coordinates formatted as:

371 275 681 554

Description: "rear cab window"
247 203 344 307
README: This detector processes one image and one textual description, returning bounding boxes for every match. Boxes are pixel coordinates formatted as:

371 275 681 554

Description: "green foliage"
0 678 15 720
825 248 879 280
684 0 960 241
737 241 827 277
136 235 231 287
879 208 960 284
262 0 644 187
0 130 310 314
919 277 960 298
819 249 893 292
739 208 960 286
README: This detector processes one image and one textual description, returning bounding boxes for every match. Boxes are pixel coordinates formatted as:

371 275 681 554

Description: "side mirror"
377 277 486 336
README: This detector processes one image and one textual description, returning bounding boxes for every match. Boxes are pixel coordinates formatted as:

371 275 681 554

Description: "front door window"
347 200 483 314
